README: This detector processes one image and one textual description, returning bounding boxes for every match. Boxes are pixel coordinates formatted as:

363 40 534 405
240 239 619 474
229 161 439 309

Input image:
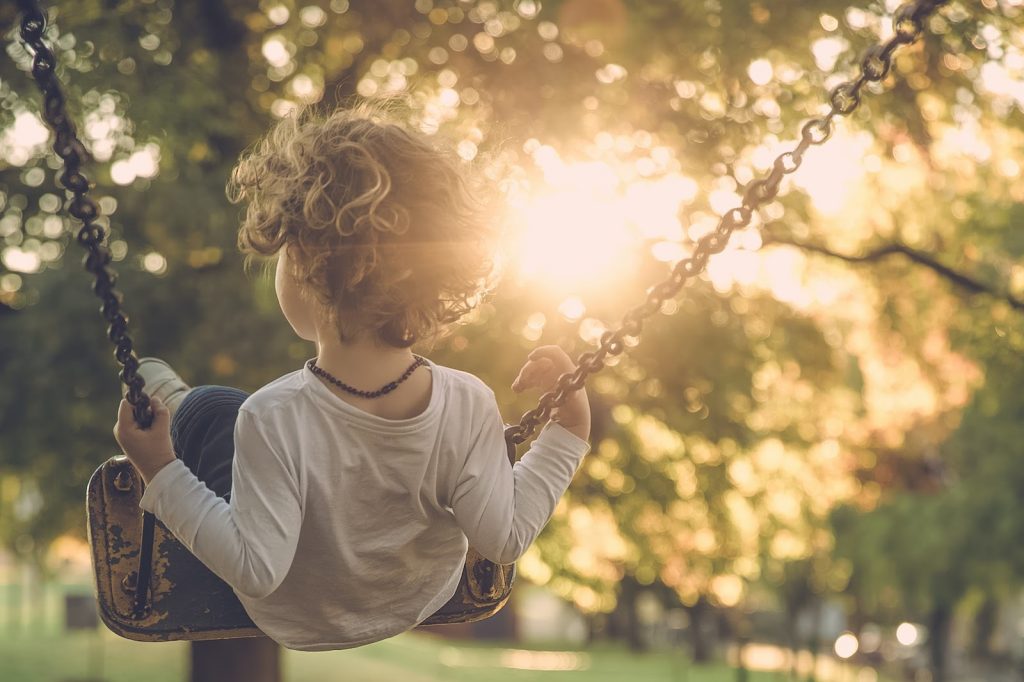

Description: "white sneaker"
135 358 192 417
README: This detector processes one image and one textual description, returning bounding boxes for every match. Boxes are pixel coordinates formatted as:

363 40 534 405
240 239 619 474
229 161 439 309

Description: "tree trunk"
784 606 799 680
585 612 604 646
190 638 281 682
734 636 749 682
620 575 646 652
970 596 997 661
928 603 953 682
689 596 711 663
805 600 822 682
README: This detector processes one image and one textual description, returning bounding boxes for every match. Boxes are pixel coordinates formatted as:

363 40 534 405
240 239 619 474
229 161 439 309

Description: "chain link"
16 0 153 427
505 0 948 446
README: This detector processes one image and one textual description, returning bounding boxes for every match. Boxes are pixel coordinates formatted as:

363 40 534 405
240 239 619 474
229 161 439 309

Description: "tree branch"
762 232 1024 311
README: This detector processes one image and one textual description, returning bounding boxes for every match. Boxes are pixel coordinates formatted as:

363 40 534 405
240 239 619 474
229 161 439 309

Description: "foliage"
1 3 1023 669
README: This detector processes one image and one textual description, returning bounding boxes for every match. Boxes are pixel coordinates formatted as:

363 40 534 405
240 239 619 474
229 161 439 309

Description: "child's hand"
113 397 177 485
512 346 591 442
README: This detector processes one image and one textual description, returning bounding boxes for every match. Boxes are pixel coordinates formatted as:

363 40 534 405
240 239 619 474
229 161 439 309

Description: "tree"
3 0 1023 679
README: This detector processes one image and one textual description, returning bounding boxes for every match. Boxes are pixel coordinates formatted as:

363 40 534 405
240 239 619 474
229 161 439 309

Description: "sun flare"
506 127 877 311
507 149 699 296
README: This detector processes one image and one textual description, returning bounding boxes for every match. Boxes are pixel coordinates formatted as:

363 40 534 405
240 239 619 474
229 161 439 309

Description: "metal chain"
16 0 153 427
505 0 949 446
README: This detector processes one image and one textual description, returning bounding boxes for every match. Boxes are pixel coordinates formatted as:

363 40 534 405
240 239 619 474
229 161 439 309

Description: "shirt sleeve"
139 408 303 599
450 395 590 564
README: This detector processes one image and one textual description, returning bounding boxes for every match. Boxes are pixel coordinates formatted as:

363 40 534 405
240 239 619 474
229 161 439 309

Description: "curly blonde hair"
228 102 498 348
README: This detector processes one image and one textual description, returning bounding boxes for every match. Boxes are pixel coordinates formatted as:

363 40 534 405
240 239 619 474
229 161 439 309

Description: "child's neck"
314 333 418 387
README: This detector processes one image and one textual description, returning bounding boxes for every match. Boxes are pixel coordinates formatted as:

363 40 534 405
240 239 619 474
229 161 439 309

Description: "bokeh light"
1 111 49 166
896 622 919 646
834 632 859 659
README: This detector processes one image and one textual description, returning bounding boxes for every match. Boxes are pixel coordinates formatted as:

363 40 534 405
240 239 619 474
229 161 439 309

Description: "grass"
1 582 873 682
0 627 798 682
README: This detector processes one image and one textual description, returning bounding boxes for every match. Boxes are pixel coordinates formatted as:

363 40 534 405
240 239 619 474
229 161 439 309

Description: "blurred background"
1 1 1022 681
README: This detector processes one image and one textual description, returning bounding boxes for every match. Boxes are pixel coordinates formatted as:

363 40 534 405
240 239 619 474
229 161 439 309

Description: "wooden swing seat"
87 456 515 641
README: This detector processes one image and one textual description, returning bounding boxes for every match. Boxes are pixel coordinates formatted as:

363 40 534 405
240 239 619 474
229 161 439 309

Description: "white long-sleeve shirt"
139 359 589 651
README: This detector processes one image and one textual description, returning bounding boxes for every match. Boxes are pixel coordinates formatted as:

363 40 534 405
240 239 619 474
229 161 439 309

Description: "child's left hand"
113 397 177 484
512 345 590 442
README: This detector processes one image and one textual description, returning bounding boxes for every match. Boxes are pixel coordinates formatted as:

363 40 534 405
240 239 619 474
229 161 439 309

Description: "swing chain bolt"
113 468 134 492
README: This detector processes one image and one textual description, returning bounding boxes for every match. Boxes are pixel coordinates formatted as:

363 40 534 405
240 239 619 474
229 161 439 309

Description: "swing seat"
87 456 514 641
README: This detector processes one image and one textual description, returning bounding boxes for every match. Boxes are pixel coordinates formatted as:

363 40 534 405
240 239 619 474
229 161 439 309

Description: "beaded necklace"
307 355 427 399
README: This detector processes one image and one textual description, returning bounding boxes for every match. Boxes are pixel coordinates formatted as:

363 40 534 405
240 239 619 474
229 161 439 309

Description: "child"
112 104 591 652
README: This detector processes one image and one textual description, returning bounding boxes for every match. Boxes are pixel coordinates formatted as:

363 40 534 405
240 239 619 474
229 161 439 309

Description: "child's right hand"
512 346 591 443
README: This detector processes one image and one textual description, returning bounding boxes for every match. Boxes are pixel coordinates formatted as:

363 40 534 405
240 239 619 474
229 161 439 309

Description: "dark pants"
170 386 249 500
